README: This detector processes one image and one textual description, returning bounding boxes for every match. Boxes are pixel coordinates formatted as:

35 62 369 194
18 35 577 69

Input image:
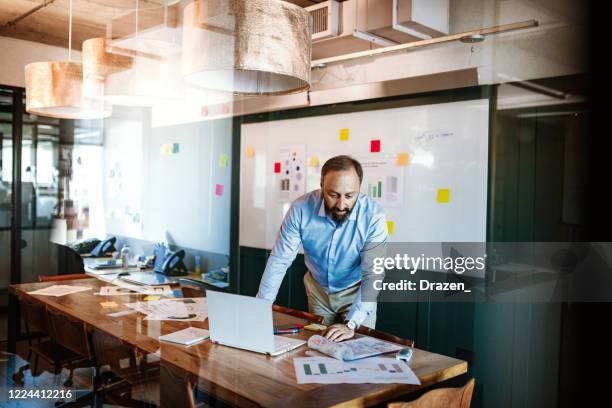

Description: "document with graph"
293 356 420 384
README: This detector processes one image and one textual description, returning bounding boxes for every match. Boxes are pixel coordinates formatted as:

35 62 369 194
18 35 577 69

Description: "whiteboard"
103 113 232 255
240 99 489 250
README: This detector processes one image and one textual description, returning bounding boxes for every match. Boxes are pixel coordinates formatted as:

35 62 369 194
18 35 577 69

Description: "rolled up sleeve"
346 208 388 327
256 204 302 302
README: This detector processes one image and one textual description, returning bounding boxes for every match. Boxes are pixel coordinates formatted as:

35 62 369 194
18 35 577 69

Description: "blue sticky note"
172 143 179 154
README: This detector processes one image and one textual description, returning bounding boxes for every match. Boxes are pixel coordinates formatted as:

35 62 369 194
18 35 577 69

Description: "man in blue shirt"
257 155 388 342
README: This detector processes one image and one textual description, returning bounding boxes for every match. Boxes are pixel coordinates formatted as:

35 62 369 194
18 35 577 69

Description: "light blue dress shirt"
256 189 388 327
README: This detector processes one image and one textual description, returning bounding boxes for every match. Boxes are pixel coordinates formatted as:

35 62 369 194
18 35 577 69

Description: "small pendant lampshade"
24 61 111 119
182 0 312 95
83 38 182 107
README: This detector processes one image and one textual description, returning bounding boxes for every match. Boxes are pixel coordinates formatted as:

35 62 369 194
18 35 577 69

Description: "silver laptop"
206 290 306 356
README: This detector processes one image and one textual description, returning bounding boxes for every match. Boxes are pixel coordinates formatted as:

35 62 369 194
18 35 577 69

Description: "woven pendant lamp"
182 0 312 95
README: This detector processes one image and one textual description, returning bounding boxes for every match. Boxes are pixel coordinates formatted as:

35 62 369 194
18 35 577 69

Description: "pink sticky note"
222 104 230 114
201 106 209 116
215 184 224 196
371 140 381 152
274 162 281 173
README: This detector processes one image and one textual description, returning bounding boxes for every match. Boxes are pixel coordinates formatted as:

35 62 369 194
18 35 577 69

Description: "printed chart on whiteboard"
360 159 404 207
277 144 306 203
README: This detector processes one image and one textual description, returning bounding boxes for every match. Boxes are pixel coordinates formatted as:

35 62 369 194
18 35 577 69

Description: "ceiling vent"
308 1 340 41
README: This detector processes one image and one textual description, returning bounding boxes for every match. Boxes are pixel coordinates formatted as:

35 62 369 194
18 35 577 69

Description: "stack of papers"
27 285 91 297
159 327 210 346
307 335 403 361
293 356 420 384
124 298 208 321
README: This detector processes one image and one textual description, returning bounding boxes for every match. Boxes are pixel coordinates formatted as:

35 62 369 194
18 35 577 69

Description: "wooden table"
9 279 467 407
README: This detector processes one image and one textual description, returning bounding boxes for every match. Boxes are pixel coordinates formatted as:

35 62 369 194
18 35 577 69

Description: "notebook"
158 327 210 346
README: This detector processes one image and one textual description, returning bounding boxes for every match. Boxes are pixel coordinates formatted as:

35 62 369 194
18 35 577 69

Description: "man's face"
321 168 360 224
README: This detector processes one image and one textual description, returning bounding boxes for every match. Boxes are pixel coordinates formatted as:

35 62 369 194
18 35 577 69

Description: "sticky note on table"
215 184 224 196
386 220 394 236
371 140 381 152
304 323 327 332
144 295 161 301
100 301 119 308
245 147 255 158
339 128 349 141
437 188 450 203
274 162 281 173
397 152 409 166
309 156 319 168
218 153 229 167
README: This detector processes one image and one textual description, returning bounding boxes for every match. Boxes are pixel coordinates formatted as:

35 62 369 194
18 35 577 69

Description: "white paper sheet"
293 356 421 384
125 298 208 321
95 285 173 296
107 309 138 317
96 286 139 296
27 285 91 297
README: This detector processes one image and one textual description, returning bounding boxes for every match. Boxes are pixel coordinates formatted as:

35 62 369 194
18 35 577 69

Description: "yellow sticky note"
144 295 161 301
437 188 451 203
245 146 255 158
100 301 118 308
304 323 327 332
218 153 229 167
397 153 409 166
387 220 394 235
309 156 320 168
339 128 349 141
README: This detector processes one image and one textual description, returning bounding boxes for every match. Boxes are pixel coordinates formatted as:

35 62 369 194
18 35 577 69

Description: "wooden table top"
10 279 467 407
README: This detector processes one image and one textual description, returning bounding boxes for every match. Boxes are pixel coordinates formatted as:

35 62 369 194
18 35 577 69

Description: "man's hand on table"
324 323 355 342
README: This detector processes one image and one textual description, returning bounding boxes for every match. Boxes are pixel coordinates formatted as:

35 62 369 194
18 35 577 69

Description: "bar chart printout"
293 357 421 384
361 159 404 207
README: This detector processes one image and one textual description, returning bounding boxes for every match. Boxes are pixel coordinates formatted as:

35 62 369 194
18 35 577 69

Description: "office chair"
388 378 475 408
12 298 84 386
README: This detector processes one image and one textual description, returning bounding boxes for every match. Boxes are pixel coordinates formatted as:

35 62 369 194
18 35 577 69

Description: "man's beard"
325 202 353 224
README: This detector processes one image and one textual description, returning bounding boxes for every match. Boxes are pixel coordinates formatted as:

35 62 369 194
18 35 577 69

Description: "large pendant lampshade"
182 0 312 95
24 0 111 119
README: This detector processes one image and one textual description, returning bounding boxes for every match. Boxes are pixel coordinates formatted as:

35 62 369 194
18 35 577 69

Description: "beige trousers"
303 271 377 328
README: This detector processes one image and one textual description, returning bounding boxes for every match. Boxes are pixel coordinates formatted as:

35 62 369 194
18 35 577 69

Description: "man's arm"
256 204 302 302
346 209 388 328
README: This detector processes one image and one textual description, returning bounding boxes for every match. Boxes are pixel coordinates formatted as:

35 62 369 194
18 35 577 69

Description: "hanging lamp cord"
68 0 73 61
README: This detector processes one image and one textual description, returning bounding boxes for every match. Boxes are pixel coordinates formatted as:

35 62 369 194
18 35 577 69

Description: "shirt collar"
317 192 359 221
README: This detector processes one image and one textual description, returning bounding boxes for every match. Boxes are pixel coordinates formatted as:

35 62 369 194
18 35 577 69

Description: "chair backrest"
91 329 139 378
272 304 324 324
388 378 475 408
38 273 90 282
19 297 48 334
160 362 199 408
47 308 92 360
356 326 415 347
